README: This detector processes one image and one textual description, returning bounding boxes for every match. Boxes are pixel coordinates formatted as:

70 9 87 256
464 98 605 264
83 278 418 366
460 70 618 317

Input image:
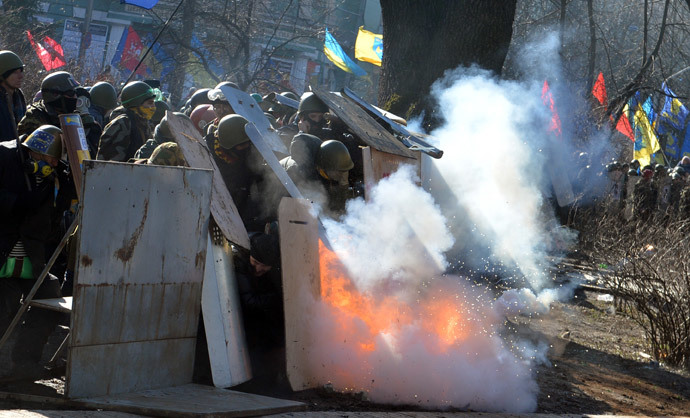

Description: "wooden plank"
342 87 443 159
67 339 196 399
311 87 416 159
66 161 213 399
278 198 321 391
201 228 252 388
362 146 421 199
59 113 92 200
166 112 250 249
29 297 72 313
77 384 305 417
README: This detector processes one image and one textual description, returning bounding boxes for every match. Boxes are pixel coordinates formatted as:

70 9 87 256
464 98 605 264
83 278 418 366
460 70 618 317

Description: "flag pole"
120 0 185 91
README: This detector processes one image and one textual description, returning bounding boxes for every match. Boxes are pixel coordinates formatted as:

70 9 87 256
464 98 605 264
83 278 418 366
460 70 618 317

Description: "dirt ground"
0 288 689 415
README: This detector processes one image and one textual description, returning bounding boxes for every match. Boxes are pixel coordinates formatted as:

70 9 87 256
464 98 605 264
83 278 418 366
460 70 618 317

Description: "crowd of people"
0 48 362 383
602 156 690 222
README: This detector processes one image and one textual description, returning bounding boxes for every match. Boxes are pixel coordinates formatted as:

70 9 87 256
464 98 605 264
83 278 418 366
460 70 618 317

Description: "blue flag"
657 83 689 163
121 0 159 9
323 28 366 77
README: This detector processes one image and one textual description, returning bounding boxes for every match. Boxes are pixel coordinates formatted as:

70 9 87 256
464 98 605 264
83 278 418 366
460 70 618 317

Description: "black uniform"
0 140 65 374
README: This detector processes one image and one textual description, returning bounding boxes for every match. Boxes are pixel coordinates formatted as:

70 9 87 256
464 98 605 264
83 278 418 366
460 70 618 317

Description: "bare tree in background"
377 0 517 129
149 0 336 103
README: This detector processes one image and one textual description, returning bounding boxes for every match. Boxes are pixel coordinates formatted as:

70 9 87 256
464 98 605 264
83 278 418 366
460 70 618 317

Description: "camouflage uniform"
97 106 152 162
678 186 690 219
632 178 658 221
17 100 61 136
147 142 186 167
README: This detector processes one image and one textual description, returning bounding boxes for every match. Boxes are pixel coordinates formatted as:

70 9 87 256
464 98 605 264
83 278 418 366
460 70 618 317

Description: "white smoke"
313 168 539 412
323 166 453 294
426 66 559 291
301 32 609 412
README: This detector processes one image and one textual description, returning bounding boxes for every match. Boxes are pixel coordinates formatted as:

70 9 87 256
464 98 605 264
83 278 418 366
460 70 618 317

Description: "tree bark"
167 0 196 106
585 0 596 97
378 0 517 129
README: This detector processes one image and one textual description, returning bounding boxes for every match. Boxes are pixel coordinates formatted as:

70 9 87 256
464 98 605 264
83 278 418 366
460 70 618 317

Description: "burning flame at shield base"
310 240 539 412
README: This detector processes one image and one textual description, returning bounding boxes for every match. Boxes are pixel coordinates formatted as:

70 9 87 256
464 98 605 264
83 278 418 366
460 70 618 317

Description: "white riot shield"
201 226 252 388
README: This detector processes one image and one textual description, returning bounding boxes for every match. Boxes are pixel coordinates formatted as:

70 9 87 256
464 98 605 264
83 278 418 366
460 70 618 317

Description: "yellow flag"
355 26 383 66
632 104 661 167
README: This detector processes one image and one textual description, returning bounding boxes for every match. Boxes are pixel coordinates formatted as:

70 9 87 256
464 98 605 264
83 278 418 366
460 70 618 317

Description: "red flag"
592 72 607 106
541 80 562 137
121 27 147 76
615 105 635 142
27 31 66 71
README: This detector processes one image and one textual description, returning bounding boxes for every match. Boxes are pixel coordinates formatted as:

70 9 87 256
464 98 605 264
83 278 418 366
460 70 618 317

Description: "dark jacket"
0 86 26 141
0 141 55 276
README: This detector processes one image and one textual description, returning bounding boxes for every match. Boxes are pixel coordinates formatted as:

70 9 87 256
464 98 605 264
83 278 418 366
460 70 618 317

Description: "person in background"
0 50 26 141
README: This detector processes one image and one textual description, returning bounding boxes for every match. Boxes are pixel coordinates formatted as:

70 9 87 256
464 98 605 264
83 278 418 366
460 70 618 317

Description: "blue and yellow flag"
632 94 662 167
324 28 366 77
355 26 382 66
657 83 689 163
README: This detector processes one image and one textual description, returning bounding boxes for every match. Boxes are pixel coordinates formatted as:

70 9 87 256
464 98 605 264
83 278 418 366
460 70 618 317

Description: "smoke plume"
313 167 539 412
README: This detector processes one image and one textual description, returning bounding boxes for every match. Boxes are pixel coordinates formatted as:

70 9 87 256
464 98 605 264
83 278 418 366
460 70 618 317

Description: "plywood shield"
201 226 252 388
362 146 421 199
278 197 321 391
66 161 213 398
220 86 289 155
311 86 416 159
166 112 250 249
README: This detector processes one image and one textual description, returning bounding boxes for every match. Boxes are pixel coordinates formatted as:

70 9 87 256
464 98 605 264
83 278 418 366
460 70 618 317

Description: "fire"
318 240 472 355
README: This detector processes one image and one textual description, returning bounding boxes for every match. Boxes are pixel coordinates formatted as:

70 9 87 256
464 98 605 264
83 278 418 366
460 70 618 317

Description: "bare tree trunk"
378 0 516 130
168 0 196 106
559 0 567 50
643 0 648 61
586 0 596 96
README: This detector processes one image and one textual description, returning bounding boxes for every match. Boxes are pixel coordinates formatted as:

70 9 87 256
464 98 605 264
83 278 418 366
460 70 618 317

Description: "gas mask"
25 159 54 177
75 95 91 115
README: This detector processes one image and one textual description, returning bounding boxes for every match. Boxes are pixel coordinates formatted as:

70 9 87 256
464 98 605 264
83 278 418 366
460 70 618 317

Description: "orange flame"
318 240 472 355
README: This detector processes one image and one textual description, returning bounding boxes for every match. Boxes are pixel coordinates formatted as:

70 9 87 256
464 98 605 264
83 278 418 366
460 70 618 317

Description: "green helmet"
0 50 24 80
190 88 212 108
156 112 190 141
298 92 328 115
23 125 63 159
317 140 353 171
89 81 118 110
41 71 79 102
152 100 170 124
121 81 156 108
281 91 299 101
217 114 249 149
251 93 262 103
